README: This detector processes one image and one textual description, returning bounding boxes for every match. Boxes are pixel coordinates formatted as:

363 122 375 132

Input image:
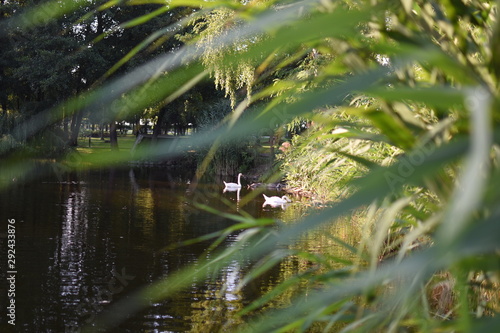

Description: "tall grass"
2 0 500 332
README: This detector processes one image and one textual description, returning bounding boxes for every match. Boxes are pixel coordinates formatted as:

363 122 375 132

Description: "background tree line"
0 0 212 153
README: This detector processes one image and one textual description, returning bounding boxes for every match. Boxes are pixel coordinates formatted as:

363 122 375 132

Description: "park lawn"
76 134 275 156
76 135 137 155
70 135 138 168
73 134 276 172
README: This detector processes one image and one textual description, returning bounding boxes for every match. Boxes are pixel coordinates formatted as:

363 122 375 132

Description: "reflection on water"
0 168 359 332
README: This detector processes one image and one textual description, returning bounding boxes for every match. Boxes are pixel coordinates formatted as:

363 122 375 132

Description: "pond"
0 167 358 332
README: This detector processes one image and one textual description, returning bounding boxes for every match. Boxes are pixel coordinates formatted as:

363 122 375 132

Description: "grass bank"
76 134 136 155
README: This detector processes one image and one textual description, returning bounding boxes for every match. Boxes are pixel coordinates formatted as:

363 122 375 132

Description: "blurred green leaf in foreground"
2 0 500 331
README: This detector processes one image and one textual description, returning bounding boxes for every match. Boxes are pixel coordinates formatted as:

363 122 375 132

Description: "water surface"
0 167 357 332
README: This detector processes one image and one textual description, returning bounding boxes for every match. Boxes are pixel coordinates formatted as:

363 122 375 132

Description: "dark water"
0 167 325 332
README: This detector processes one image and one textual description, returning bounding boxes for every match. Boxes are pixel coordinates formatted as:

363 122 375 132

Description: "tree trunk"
110 121 119 151
0 100 6 115
134 118 140 136
68 111 83 147
152 107 167 143
63 116 69 141
62 106 69 142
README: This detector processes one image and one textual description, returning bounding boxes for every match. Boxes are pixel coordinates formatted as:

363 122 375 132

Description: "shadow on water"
0 167 359 332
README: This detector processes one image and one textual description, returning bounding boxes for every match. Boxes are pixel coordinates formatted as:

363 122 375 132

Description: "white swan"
262 194 291 205
223 173 243 190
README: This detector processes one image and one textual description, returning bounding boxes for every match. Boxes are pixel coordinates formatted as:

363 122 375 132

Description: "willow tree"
177 2 268 108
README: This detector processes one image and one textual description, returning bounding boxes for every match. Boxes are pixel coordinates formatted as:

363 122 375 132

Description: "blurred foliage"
2 0 500 332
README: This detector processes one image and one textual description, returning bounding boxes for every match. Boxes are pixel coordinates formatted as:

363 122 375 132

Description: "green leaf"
366 85 465 110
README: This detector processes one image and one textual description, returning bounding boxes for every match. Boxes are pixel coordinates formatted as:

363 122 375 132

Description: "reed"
2 0 499 332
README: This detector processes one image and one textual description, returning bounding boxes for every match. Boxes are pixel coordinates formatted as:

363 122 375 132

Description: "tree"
3 0 110 150
177 5 258 108
2 0 195 151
